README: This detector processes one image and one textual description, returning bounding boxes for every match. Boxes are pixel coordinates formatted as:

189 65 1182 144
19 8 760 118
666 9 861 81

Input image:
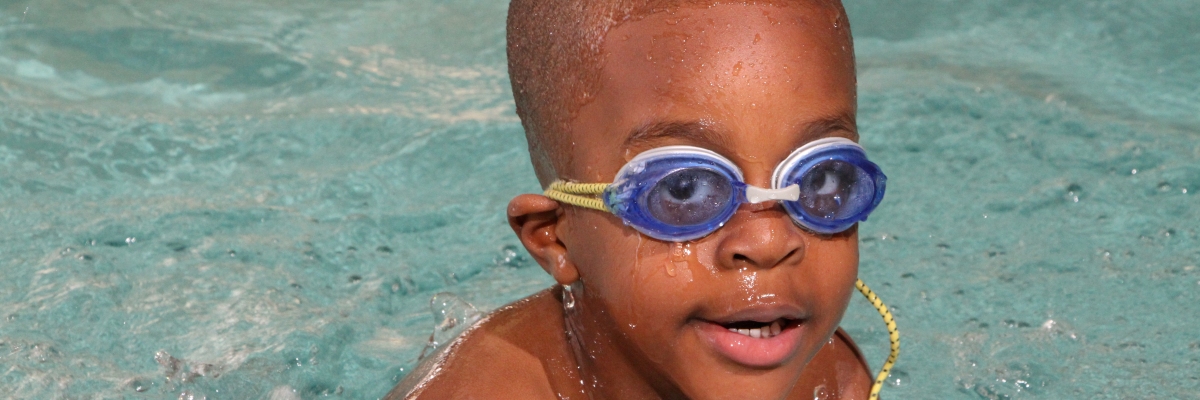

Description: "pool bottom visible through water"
0 0 1198 399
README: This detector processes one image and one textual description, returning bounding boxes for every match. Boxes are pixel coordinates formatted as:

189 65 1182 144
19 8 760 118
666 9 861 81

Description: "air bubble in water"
887 369 909 386
493 244 526 267
178 390 205 400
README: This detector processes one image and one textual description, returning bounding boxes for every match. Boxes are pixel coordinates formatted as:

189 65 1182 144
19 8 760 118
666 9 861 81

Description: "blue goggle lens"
645 168 736 227
801 160 868 219
605 147 744 242
778 146 886 234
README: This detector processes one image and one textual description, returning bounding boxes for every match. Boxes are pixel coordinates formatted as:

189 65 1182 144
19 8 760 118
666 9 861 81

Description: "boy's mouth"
694 312 807 368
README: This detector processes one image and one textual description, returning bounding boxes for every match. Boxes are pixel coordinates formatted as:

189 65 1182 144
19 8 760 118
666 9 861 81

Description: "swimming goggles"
545 137 886 242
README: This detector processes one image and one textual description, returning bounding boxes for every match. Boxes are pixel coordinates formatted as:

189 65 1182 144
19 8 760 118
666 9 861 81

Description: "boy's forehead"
567 2 856 179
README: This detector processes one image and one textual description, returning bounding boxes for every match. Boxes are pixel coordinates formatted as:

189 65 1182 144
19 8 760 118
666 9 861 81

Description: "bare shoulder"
790 328 873 400
384 289 582 400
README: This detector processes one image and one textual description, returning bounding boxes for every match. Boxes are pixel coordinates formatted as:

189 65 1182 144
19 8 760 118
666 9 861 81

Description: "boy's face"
555 3 857 398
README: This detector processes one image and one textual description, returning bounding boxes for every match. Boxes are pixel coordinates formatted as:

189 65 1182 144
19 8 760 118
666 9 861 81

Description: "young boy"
388 0 884 398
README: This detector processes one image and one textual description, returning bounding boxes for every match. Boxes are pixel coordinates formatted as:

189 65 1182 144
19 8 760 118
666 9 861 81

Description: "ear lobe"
507 194 579 285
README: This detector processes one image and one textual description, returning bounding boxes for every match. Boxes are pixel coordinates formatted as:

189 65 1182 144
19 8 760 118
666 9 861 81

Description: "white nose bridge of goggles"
744 185 800 204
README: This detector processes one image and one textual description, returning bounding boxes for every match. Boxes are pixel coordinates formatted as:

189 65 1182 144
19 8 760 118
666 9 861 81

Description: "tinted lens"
645 168 734 226
797 160 872 220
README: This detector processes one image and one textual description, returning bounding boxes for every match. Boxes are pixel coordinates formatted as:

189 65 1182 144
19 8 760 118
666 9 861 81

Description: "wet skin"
389 3 870 399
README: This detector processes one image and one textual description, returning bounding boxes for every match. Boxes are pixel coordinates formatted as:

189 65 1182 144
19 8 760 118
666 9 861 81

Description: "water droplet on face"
672 242 688 262
634 233 644 272
812 384 830 400
663 242 698 279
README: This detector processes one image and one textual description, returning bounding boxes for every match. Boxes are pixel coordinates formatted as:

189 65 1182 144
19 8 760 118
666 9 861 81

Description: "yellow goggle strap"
545 181 900 399
544 181 609 212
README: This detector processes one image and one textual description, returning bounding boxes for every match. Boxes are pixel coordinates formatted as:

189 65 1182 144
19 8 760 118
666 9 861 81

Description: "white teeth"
727 321 786 338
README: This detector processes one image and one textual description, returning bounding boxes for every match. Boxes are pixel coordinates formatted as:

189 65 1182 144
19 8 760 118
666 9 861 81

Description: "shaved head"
506 0 852 185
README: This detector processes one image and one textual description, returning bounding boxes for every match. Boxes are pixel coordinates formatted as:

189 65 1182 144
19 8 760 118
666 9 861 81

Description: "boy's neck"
562 286 686 399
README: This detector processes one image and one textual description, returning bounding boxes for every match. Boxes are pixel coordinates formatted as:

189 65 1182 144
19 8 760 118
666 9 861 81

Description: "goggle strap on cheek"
544 181 610 212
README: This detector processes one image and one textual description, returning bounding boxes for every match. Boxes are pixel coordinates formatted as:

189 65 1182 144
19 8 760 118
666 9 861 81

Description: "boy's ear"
507 194 579 285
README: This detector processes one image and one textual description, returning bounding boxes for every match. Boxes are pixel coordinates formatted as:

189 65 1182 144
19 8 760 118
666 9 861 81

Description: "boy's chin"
669 352 810 400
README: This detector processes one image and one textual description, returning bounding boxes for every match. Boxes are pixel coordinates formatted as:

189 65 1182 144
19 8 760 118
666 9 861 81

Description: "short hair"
506 0 849 186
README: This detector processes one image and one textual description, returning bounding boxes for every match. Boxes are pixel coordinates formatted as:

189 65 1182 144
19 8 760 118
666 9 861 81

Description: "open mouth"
696 315 807 367
718 318 797 339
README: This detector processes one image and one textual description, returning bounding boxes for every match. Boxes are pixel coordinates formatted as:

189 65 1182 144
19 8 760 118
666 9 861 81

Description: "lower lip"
695 320 804 368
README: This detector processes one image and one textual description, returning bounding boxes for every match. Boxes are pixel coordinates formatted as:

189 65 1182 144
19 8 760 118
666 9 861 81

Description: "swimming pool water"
0 0 1196 398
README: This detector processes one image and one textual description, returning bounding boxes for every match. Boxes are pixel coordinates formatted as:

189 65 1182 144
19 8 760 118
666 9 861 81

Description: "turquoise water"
0 0 1196 398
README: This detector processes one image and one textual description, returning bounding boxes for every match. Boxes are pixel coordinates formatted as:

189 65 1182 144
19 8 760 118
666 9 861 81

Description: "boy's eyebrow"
803 112 860 142
623 120 733 151
623 113 859 151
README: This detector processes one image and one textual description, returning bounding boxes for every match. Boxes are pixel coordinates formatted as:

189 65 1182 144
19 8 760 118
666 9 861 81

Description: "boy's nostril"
728 247 801 269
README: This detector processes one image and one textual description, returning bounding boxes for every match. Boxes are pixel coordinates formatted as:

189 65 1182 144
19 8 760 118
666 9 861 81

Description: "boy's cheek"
562 211 702 320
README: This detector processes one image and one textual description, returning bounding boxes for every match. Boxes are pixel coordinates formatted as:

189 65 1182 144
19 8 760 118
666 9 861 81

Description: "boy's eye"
646 169 732 226
798 160 863 219
667 174 698 200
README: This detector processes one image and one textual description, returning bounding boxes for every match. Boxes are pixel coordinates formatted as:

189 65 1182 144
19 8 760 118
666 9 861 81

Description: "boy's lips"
692 306 808 368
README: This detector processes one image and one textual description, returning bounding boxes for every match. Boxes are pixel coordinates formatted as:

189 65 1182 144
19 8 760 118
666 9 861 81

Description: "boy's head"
508 1 861 398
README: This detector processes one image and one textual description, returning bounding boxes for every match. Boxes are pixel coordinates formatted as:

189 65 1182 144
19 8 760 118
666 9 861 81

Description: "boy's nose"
713 204 806 270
